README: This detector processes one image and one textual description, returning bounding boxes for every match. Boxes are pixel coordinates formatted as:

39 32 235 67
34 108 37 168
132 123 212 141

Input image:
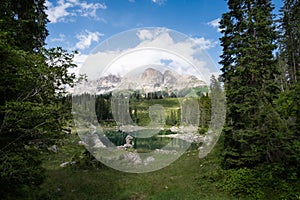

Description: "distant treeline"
72 89 211 129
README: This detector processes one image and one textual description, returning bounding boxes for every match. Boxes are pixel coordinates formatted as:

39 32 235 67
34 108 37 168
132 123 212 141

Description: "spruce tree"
277 0 300 178
280 0 300 85
219 0 281 168
0 0 49 52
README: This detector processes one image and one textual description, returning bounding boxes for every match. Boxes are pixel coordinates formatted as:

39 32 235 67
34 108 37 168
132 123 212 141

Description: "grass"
38 134 247 200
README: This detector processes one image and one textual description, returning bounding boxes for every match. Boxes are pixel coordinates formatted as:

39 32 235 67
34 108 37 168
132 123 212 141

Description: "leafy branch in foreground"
0 31 81 199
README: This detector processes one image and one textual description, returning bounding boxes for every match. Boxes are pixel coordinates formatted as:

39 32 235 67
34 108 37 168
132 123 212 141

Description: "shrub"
220 168 264 199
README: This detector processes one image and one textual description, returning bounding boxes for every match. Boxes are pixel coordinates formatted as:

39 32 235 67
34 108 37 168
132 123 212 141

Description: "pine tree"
220 0 281 168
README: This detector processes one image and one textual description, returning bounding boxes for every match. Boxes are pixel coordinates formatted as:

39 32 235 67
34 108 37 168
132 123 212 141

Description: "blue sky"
45 0 284 77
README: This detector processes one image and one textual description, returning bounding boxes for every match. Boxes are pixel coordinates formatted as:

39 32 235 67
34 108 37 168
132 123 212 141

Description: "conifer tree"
280 0 300 85
219 0 280 168
0 1 79 198
0 0 48 52
277 0 300 178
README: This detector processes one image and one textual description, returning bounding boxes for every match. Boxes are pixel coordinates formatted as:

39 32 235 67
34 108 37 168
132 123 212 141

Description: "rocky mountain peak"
140 68 164 84
70 68 207 95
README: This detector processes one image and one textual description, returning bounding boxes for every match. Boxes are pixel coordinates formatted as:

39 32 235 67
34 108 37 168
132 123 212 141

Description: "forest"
0 0 300 199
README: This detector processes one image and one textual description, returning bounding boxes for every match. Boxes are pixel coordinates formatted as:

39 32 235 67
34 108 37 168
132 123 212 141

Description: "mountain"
97 74 121 92
70 68 206 95
140 68 164 84
163 70 179 85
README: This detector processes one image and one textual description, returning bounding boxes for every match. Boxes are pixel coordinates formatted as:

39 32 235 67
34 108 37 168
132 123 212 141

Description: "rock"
70 161 76 165
207 129 213 134
93 136 106 148
60 162 69 167
125 135 133 145
78 141 86 145
170 126 179 132
155 149 177 154
48 145 59 153
117 134 134 149
118 135 133 149
123 143 133 148
140 68 164 84
143 156 155 166
198 146 204 150
62 127 72 134
60 161 76 167
83 133 106 148
117 145 126 150
89 123 96 134
120 152 142 164
68 68 206 95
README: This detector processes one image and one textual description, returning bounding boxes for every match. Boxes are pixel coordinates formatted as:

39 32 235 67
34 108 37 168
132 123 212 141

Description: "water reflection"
80 129 190 153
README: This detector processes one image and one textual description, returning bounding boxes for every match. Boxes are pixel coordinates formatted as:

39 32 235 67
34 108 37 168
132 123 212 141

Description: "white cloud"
133 30 215 82
207 18 220 28
46 0 72 23
193 37 217 50
68 53 89 75
45 0 107 23
75 30 104 50
74 0 106 18
74 53 88 67
79 28 219 84
137 29 162 40
128 0 166 4
207 18 222 32
50 33 66 42
151 0 167 5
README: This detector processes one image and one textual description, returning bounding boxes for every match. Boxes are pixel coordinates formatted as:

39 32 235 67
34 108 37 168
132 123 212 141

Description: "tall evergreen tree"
0 1 79 198
280 0 300 85
219 0 281 168
277 0 300 178
279 0 300 134
0 0 48 52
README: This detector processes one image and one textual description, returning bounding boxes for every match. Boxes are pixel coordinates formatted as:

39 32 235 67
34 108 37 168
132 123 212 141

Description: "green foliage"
198 126 208 135
218 1 300 199
0 11 79 198
274 87 300 179
0 0 49 51
219 0 281 168
276 0 300 183
158 129 173 135
0 147 45 200
91 88 212 128
165 109 179 126
257 164 300 200
198 93 211 128
220 168 264 199
280 0 300 86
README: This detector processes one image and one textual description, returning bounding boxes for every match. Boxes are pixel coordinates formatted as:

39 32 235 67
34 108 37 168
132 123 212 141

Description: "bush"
0 148 45 200
198 127 208 135
259 165 300 200
220 168 264 199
